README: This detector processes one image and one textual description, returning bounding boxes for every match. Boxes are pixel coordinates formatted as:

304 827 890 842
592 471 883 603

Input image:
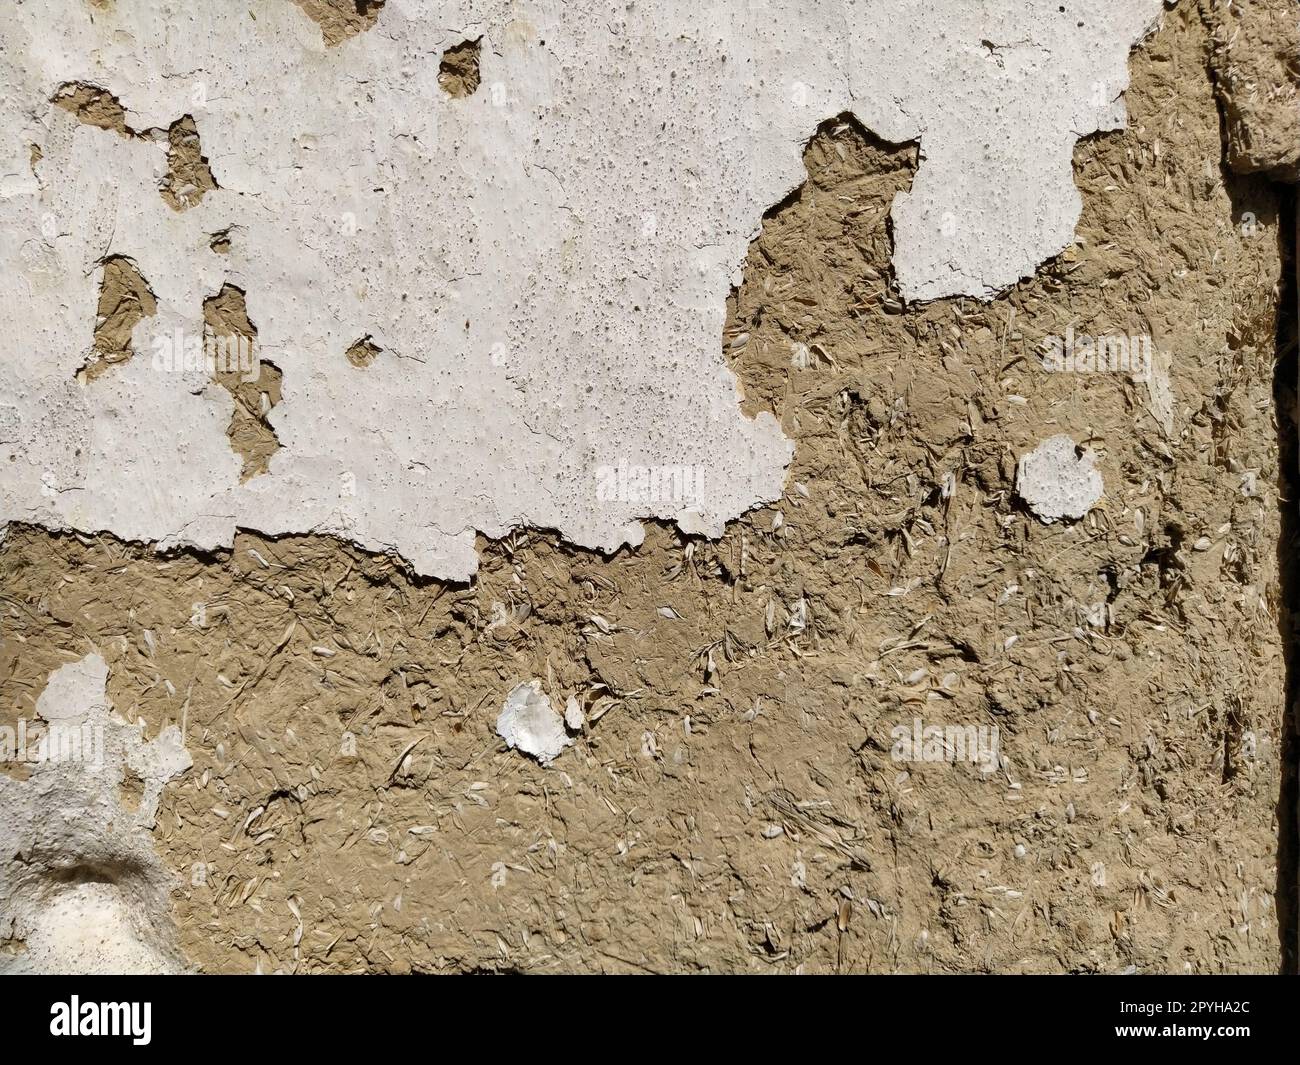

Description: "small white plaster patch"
35 651 109 722
563 694 585 732
497 681 571 765
1015 434 1103 522
1144 348 1176 437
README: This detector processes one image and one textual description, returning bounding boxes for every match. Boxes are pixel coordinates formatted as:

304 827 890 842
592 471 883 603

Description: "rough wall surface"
1203 0 1300 181
1 1 1294 974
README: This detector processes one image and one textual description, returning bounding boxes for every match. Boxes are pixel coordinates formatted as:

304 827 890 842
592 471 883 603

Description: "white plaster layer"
0 1 1161 578
0 653 192 974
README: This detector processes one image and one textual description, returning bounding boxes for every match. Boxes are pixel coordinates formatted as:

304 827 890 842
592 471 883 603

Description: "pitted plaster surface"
0 0 1162 579
1015 434 1104 523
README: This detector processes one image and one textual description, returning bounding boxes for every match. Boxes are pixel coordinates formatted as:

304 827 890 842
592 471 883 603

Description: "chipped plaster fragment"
1015 434 1103 523
497 681 571 765
0 0 1163 579
0 653 192 974
34 652 109 722
884 3 1164 300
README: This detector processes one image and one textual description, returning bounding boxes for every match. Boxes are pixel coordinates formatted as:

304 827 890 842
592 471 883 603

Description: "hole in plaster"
77 256 157 382
345 335 381 367
119 766 144 813
160 115 218 211
209 228 233 254
293 0 386 47
202 284 282 480
45 857 145 888
726 112 918 422
50 86 217 212
438 38 482 98
50 82 133 137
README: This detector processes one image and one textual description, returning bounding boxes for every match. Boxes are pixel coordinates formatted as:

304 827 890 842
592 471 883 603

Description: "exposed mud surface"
292 0 386 47
1201 0 1300 180
159 116 218 212
438 39 482 98
202 285 282 481
51 82 132 138
80 256 157 382
51 82 218 211
0 4 1290 972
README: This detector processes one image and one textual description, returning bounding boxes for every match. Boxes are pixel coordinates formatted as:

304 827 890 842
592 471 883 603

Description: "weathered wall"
1 0 1295 973
1 0 1162 576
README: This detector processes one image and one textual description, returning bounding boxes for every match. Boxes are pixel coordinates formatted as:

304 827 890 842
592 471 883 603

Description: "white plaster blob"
563 694 585 732
0 0 1163 578
1145 348 1177 437
0 653 192 974
497 681 572 765
1015 434 1104 522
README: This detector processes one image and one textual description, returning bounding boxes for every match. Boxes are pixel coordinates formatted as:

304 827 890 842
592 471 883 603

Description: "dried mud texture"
51 84 218 211
438 39 482 99
209 229 233 255
159 116 217 212
1201 0 1300 180
292 0 386 47
202 285 282 481
79 256 157 382
0 5 1290 973
345 337 381 369
51 83 132 138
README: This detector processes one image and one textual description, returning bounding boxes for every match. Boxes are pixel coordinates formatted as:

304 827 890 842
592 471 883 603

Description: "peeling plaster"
0 653 192 974
0 0 1162 579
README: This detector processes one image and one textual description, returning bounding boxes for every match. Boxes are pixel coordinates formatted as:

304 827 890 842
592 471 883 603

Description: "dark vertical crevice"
1273 189 1298 974
1197 0 1298 972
